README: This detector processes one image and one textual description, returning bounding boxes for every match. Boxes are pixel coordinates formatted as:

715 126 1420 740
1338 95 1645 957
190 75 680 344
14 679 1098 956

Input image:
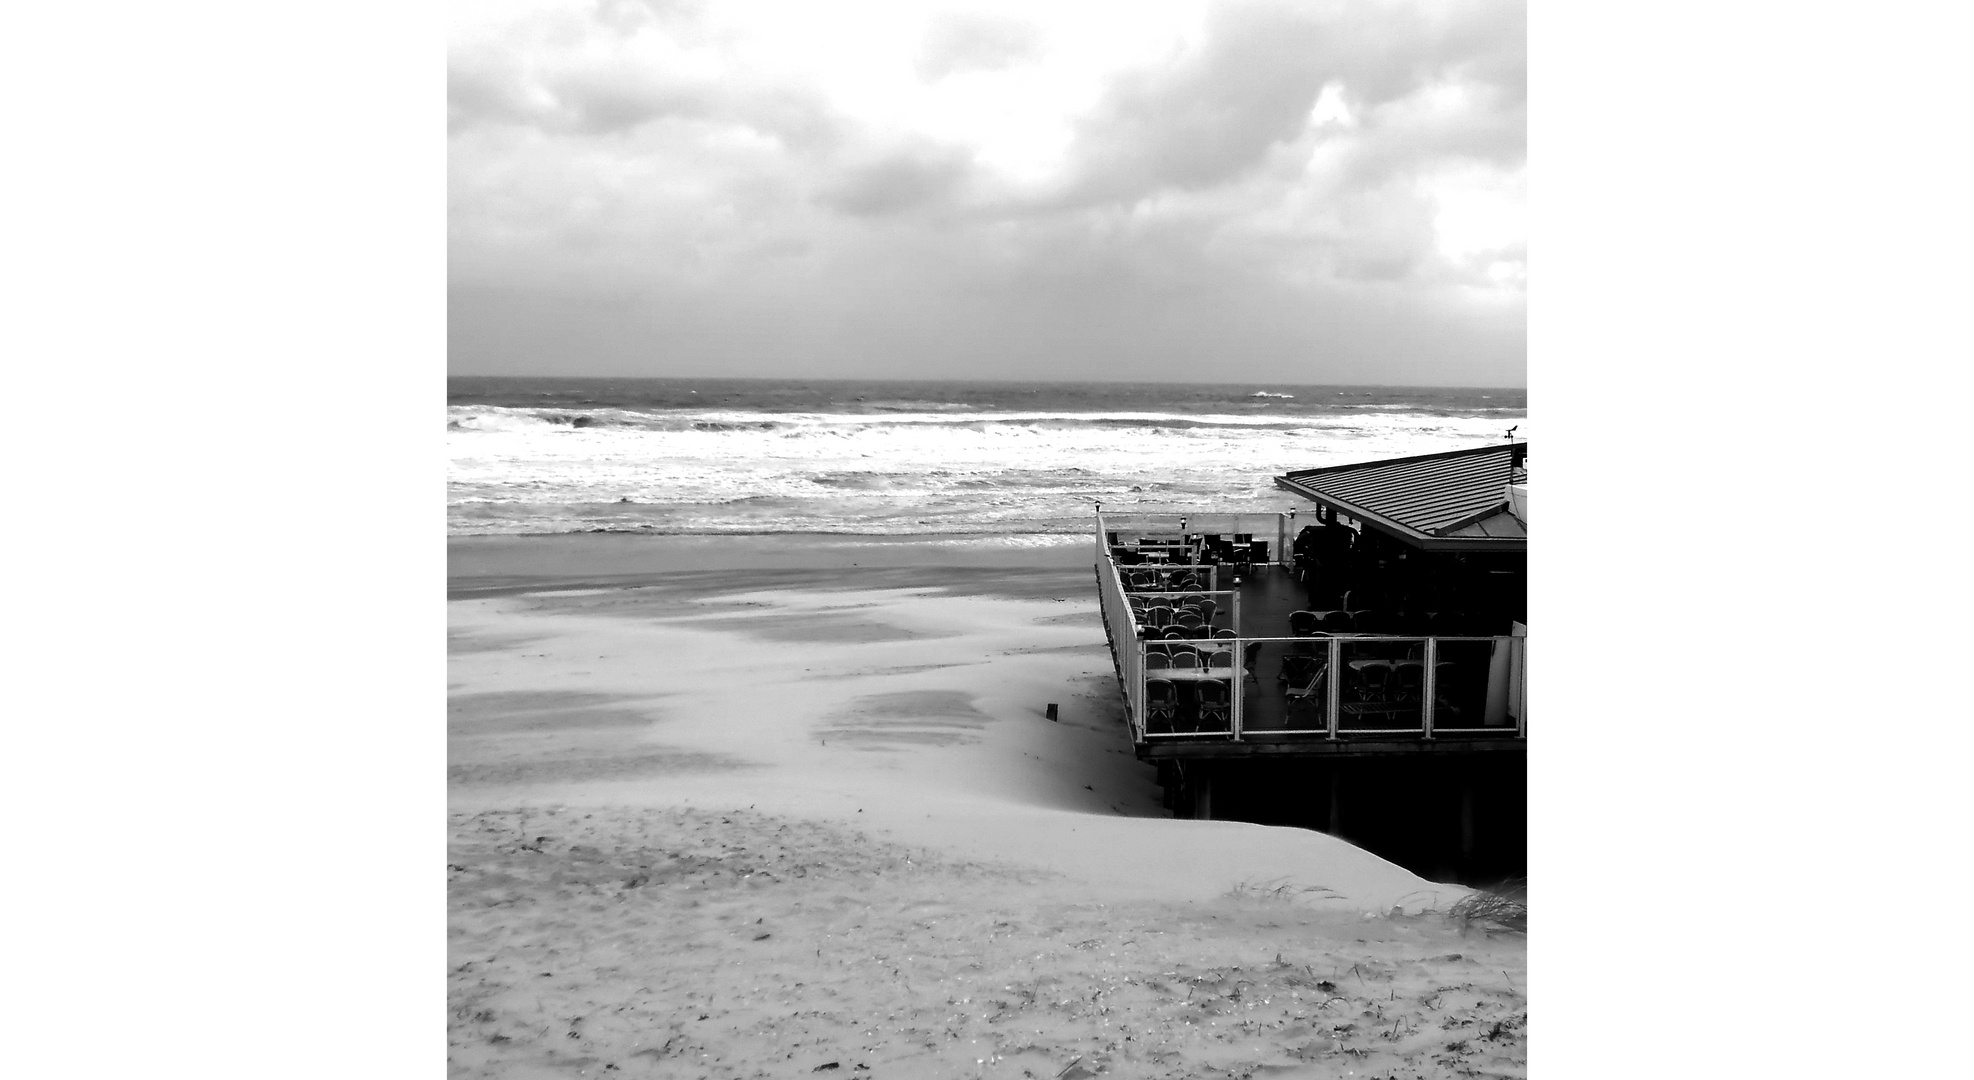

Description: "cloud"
1053 0 1524 206
447 0 1526 382
1056 4 1336 201
445 2 844 146
815 142 976 216
917 11 1046 80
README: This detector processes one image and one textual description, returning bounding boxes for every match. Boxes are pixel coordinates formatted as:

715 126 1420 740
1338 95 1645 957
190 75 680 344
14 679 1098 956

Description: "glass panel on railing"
1239 637 1327 734
1142 667 1179 735
1128 589 1235 641
1336 637 1427 734
1103 515 1289 572
1428 637 1506 730
1138 639 1236 736
1188 639 1236 735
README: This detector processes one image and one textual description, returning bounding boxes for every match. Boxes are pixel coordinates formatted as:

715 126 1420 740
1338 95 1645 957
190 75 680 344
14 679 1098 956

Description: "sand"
448 535 1526 1078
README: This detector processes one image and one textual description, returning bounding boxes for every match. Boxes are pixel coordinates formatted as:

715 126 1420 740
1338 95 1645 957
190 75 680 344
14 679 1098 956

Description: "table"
1148 668 1234 682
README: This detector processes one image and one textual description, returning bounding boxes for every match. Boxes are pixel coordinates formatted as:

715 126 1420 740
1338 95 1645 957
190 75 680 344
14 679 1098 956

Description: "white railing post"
1326 636 1341 740
1516 635 1527 738
1134 638 1145 739
1231 637 1243 741
1422 637 1436 739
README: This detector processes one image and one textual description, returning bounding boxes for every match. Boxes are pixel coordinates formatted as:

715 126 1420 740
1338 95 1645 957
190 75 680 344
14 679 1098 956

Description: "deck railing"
1121 632 1528 743
1095 510 1525 745
1094 555 1144 727
1095 510 1293 569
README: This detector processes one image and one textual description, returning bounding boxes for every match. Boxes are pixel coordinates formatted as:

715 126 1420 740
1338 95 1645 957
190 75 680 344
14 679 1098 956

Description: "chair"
1162 627 1189 640
1351 609 1389 634
1288 610 1319 637
1391 660 1424 703
1284 662 1329 721
1214 628 1237 640
1248 540 1269 565
1241 641 1263 680
1170 651 1201 670
1197 680 1232 730
1206 650 1235 672
1343 588 1387 612
1349 659 1394 703
1318 610 1355 634
1194 599 1217 622
1279 652 1321 685
1144 651 1171 671
1145 679 1178 731
1145 605 1173 628
1175 610 1205 632
1430 661 1464 721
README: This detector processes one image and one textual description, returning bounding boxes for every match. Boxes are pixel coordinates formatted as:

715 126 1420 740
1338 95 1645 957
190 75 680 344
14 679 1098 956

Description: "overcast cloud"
448 0 1526 385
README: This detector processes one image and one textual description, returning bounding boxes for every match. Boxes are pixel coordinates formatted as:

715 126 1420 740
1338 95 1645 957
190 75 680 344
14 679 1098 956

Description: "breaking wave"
447 381 1526 537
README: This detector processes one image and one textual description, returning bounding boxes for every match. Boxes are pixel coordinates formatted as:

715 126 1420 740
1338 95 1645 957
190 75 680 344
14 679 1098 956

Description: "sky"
448 0 1526 386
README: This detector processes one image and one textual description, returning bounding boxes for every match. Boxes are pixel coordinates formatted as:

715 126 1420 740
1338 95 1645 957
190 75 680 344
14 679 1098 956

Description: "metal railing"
1127 632 1528 742
1096 510 1292 569
1096 510 1525 744
1094 556 1145 738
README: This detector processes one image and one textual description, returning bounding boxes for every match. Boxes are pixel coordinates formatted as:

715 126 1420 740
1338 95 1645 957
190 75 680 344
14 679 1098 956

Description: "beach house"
1093 442 1528 879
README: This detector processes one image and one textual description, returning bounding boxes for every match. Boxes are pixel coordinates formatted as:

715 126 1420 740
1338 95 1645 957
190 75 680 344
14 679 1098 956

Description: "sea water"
447 377 1526 537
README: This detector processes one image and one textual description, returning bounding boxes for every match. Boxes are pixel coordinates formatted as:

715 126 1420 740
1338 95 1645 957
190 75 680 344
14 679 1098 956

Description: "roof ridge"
1283 440 1525 479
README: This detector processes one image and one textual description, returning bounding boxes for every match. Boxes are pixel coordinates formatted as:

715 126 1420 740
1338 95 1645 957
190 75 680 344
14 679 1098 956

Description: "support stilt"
1327 761 1343 839
1459 778 1476 863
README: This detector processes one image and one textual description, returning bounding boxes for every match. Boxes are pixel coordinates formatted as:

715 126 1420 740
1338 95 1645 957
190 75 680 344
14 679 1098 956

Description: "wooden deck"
1096 505 1524 879
1100 558 1525 761
1229 563 1304 734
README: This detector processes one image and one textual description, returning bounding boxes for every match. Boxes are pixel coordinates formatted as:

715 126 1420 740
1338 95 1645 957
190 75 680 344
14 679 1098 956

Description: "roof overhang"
1274 442 1528 554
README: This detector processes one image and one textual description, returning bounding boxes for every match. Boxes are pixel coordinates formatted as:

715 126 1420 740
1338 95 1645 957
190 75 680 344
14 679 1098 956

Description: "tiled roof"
1277 443 1527 544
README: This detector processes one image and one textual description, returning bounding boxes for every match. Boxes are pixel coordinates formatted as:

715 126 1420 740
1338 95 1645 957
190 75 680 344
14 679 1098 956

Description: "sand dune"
448 536 1525 1077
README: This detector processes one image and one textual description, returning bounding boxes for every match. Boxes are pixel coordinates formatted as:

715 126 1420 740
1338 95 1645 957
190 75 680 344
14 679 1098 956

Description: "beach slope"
448 535 1526 1078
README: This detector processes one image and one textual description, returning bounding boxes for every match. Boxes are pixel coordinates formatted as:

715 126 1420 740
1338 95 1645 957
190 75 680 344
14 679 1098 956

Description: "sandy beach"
449 535 1526 1078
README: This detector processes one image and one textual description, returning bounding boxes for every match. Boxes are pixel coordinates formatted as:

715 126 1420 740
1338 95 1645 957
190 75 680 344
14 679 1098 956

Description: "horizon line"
446 373 1527 392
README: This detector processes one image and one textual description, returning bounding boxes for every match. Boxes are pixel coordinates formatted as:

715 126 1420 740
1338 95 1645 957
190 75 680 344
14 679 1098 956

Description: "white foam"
448 407 1528 535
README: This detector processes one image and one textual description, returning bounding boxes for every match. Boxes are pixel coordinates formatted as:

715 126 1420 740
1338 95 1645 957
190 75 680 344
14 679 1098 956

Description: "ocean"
447 377 1526 538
